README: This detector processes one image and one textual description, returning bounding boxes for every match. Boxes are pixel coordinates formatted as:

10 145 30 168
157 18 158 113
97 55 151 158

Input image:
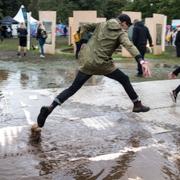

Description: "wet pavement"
0 59 180 180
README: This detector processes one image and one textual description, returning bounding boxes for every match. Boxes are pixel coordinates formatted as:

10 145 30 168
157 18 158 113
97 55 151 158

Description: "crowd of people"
0 25 12 41
166 26 180 57
16 22 47 58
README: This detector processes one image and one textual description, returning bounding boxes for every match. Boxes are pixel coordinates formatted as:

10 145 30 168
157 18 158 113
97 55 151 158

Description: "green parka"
79 18 140 75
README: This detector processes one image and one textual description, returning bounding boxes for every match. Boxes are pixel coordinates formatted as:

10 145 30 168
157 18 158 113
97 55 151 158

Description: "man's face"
120 21 129 30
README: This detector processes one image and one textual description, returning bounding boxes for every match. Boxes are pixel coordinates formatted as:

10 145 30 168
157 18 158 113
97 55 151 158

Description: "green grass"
146 46 177 60
1 37 180 64
0 38 19 51
0 36 69 50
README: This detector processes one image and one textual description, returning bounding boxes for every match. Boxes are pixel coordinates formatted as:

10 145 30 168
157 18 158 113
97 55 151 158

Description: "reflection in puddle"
103 152 135 179
0 69 9 82
0 60 179 90
0 62 103 90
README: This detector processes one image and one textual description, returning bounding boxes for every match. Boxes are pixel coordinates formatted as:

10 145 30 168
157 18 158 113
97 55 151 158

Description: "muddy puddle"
0 59 180 179
0 59 178 90
0 103 179 179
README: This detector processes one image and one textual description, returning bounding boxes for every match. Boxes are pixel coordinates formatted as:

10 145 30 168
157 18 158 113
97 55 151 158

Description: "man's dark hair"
117 14 132 26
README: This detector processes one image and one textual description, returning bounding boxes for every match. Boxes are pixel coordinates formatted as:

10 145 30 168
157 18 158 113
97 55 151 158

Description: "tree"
0 0 3 18
103 0 128 19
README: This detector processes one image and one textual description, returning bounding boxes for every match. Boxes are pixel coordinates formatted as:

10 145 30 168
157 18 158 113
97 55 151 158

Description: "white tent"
13 5 38 24
30 16 38 24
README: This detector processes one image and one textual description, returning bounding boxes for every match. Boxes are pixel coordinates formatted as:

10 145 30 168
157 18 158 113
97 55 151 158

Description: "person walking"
73 27 81 59
132 20 153 77
169 66 180 102
17 22 28 57
36 22 47 58
0 25 4 42
175 27 180 57
32 14 151 132
63 26 68 36
128 19 139 41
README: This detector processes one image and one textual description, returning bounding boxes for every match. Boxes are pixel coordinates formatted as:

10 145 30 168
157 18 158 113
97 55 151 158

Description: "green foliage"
0 0 180 24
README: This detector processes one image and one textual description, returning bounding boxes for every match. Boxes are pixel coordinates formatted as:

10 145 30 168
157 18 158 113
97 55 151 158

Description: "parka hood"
107 19 121 30
134 21 144 27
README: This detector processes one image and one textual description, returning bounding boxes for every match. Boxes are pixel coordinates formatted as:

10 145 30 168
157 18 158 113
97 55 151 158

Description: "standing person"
169 66 180 102
128 19 139 41
80 30 92 46
175 27 180 57
0 25 4 42
172 28 177 46
132 20 153 77
32 14 151 132
17 22 28 57
36 22 47 58
63 26 68 36
73 27 81 59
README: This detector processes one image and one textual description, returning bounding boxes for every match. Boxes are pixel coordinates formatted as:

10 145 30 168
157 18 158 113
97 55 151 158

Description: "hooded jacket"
79 19 140 75
132 21 152 47
175 30 180 46
173 66 180 76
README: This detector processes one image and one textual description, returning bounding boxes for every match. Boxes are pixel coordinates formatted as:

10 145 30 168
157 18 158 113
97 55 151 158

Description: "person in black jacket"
169 66 180 102
17 22 28 57
175 28 180 57
133 20 153 76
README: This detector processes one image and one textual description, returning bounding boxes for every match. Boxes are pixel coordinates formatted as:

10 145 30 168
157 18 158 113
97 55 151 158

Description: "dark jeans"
175 85 180 95
176 45 180 57
75 42 81 59
55 69 138 104
39 38 46 55
136 46 146 75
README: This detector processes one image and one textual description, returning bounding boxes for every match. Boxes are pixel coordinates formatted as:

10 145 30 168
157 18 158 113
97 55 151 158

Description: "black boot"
133 101 150 113
170 90 177 103
37 106 52 127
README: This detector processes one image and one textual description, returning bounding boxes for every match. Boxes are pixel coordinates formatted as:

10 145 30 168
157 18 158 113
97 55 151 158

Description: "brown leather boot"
133 101 150 113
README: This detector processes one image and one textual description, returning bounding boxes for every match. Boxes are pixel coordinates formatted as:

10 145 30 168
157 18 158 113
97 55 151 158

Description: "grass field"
0 36 69 51
0 36 180 64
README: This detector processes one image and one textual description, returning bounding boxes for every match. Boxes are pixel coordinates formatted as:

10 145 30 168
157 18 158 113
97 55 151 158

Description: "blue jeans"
39 38 45 55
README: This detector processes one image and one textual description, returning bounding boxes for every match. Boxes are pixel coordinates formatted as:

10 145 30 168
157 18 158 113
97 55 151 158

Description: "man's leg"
23 47 27 56
171 84 180 103
37 71 92 127
175 85 180 95
176 46 180 57
40 44 44 56
137 46 146 76
39 39 44 56
17 45 21 56
105 69 150 112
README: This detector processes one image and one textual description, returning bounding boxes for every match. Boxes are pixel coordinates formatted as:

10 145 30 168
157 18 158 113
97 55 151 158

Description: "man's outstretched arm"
119 31 151 77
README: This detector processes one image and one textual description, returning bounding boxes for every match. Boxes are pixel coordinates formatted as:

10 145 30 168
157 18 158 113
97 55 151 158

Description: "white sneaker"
40 54 45 58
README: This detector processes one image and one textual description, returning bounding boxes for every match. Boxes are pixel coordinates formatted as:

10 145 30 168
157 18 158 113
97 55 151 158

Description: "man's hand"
168 72 177 79
140 60 151 77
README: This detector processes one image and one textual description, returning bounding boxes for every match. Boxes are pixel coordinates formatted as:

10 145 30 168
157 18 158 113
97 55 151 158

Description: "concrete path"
0 79 179 180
